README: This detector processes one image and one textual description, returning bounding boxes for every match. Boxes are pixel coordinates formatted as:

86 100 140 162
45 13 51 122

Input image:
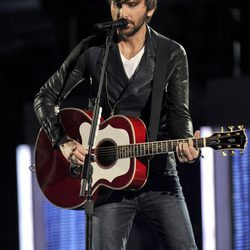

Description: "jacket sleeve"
166 43 194 139
33 36 93 147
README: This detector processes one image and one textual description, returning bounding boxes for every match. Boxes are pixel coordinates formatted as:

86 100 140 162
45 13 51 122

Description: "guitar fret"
121 145 124 158
141 144 144 156
131 145 134 157
141 144 145 156
139 144 142 156
126 145 129 158
168 141 172 152
150 142 155 155
146 143 149 155
133 144 136 157
123 145 125 158
156 142 159 154
170 140 173 151
121 145 125 158
199 138 204 148
119 145 122 158
161 142 164 152
129 145 132 157
203 137 206 147
160 141 163 153
163 141 166 153
163 141 167 152
150 143 153 154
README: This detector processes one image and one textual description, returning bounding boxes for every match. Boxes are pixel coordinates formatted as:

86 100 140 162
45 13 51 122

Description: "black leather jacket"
34 26 194 174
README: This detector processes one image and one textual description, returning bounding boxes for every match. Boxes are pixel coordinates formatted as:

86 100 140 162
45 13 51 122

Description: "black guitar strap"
148 33 170 142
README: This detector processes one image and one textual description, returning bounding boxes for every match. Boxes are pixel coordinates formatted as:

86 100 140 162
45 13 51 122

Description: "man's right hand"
59 139 87 166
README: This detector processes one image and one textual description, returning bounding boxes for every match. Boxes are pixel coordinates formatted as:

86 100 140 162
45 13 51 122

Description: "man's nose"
118 5 129 18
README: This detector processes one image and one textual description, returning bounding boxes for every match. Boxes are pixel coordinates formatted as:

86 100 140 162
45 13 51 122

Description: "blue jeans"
92 188 197 250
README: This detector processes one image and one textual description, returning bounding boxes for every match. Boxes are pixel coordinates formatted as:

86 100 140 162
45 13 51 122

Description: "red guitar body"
35 108 148 209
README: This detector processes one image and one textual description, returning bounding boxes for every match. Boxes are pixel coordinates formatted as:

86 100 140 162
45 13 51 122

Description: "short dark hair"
108 0 158 11
108 0 157 23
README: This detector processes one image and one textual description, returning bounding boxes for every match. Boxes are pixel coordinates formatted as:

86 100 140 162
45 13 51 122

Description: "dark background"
1 0 249 249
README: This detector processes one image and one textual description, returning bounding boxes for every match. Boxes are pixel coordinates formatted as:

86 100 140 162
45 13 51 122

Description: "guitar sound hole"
96 139 118 168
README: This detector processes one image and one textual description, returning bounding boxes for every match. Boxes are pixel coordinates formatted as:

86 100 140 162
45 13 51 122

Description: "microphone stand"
79 28 116 250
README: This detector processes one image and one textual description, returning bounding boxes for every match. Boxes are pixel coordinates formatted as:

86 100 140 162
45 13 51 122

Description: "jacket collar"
145 25 158 59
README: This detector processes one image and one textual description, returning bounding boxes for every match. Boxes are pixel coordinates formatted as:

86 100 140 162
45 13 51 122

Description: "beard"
118 12 148 38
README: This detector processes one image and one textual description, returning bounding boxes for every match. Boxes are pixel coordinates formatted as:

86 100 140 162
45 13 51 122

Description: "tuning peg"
238 125 244 130
221 126 224 132
222 150 227 156
228 126 234 131
230 150 235 156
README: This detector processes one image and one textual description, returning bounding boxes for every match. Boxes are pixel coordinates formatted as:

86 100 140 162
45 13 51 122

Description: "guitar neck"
117 137 207 159
117 128 247 159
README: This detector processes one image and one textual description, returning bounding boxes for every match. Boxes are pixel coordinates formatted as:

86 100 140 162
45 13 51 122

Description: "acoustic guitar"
34 108 247 209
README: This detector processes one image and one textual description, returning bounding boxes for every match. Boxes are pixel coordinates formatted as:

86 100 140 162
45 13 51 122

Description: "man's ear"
147 7 156 19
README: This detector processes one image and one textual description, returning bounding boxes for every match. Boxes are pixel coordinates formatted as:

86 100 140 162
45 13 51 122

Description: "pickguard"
79 123 131 187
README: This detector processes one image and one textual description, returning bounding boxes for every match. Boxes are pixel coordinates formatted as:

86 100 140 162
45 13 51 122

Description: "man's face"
110 0 155 37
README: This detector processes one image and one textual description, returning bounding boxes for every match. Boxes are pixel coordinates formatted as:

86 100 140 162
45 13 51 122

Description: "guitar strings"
93 133 241 157
93 138 205 157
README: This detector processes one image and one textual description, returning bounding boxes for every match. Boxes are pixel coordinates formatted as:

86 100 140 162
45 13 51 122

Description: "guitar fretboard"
94 129 245 160
117 138 206 159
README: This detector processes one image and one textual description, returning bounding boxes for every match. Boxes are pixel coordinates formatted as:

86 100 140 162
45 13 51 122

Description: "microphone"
94 18 128 30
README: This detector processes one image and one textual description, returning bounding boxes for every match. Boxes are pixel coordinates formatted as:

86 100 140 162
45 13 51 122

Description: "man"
34 0 199 249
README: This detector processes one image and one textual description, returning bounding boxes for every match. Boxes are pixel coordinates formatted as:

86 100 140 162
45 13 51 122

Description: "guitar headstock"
206 125 248 155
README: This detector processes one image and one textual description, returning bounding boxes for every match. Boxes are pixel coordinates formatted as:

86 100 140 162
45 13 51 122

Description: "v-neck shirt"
119 46 145 79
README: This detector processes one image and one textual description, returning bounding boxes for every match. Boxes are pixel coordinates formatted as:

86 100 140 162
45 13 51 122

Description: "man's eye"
128 2 137 7
113 1 137 8
127 1 138 8
113 2 122 8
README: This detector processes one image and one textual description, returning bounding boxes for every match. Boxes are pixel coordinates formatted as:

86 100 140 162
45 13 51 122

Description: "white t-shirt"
120 46 145 79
